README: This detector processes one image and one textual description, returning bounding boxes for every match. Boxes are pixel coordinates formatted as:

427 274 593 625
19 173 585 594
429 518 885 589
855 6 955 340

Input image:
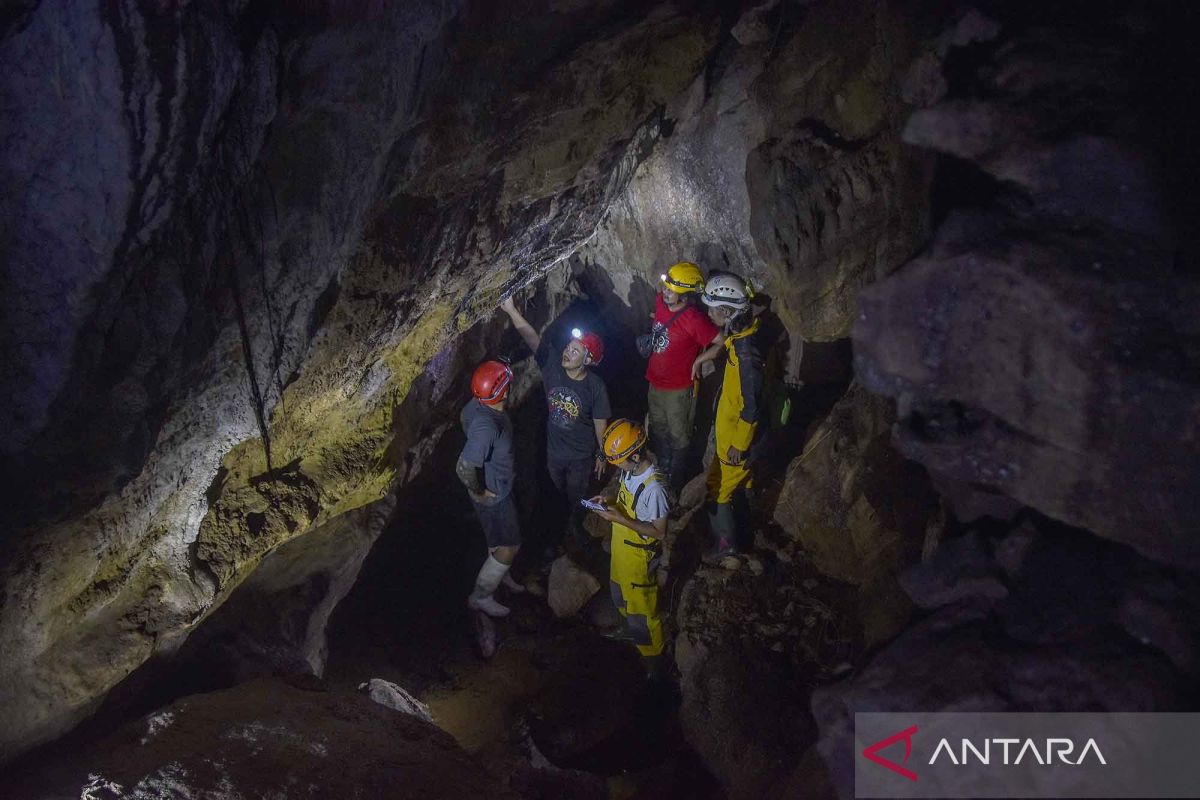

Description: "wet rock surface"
813 514 1199 800
0 0 718 759
852 5 1200 568
578 0 933 370
7 678 519 800
1 0 1197 796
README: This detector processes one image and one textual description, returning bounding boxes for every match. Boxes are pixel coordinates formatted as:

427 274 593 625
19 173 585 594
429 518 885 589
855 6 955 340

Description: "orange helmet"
601 419 648 464
471 359 512 405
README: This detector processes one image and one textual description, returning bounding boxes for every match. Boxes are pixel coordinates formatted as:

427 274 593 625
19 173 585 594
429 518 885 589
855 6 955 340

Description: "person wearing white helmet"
697 272 764 565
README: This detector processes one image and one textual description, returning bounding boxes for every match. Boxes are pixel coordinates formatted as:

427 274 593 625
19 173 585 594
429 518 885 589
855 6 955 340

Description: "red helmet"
471 359 512 405
571 328 604 365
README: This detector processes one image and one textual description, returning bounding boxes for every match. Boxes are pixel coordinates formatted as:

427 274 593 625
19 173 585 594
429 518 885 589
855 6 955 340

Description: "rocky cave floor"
4 1 1199 798
3 299 857 799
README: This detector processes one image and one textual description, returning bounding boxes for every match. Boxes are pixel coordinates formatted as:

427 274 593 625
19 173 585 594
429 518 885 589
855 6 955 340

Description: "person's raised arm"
500 296 540 353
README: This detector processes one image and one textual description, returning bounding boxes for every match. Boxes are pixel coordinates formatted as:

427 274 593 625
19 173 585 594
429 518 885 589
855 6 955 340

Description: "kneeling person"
457 359 524 618
589 420 670 662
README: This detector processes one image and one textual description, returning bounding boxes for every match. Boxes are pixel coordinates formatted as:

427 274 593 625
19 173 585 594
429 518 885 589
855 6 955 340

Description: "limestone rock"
360 678 433 724
899 531 1008 610
0 1 720 760
674 561 854 799
8 679 519 800
577 0 933 373
547 555 602 619
773 383 937 586
812 605 1183 800
854 9 1200 571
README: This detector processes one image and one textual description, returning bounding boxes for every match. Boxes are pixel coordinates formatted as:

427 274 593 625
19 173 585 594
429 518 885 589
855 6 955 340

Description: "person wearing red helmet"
500 296 611 556
457 358 524 618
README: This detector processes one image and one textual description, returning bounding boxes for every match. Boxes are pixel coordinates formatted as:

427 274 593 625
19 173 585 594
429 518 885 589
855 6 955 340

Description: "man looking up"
457 358 524 617
644 262 722 494
500 296 610 556
696 273 764 565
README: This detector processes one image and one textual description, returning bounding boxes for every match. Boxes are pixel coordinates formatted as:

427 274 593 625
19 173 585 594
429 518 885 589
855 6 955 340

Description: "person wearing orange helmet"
500 295 611 557
643 262 724 494
457 358 524 618
587 419 670 669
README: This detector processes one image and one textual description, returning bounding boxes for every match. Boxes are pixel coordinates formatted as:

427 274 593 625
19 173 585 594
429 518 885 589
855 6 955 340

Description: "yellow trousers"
609 525 664 657
706 452 753 504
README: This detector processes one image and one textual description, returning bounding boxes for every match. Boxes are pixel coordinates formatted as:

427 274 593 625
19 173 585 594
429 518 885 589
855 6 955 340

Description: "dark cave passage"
3 1 1199 798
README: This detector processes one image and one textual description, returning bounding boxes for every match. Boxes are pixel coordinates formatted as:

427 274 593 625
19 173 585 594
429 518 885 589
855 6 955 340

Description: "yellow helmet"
601 419 648 464
660 262 704 294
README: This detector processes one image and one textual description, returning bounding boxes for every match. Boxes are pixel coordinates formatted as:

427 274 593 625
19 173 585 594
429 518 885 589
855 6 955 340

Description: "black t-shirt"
536 340 612 462
459 399 515 499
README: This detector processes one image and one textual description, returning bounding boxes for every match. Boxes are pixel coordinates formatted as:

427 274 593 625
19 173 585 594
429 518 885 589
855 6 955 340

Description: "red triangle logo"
862 725 919 781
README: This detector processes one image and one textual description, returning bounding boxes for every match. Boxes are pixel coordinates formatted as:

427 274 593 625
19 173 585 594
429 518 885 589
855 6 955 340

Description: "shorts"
472 493 521 548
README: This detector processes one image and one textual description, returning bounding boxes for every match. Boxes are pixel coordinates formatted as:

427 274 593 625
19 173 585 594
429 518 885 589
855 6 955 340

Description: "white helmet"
701 273 753 310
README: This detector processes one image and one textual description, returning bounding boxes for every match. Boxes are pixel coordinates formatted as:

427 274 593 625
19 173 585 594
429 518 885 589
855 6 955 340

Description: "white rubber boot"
468 555 512 618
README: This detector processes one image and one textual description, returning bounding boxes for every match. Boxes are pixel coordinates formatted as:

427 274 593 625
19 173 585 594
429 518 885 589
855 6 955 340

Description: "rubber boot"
701 503 739 566
669 446 690 495
468 554 512 617
653 438 674 492
643 654 667 682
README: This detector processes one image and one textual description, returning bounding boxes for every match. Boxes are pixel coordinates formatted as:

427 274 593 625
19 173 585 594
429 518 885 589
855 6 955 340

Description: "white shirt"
620 466 670 523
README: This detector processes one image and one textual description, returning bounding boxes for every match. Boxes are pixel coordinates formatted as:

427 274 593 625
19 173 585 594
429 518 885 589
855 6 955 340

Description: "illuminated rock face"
0 0 720 760
6 0 1192 780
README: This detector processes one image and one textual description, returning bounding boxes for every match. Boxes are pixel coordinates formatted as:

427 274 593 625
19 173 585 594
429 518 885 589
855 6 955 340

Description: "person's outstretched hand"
500 296 516 314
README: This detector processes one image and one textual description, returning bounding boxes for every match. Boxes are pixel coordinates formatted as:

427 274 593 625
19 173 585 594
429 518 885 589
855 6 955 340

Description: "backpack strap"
662 306 687 330
628 471 660 518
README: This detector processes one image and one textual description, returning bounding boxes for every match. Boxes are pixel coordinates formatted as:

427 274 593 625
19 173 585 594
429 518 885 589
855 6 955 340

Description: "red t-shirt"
645 295 721 390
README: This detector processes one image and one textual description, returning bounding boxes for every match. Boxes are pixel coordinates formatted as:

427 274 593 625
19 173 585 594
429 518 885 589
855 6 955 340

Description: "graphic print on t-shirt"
651 321 670 354
547 386 583 428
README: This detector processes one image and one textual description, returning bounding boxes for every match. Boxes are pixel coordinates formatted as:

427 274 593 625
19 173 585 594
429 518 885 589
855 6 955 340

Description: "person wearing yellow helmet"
587 419 670 669
642 262 724 495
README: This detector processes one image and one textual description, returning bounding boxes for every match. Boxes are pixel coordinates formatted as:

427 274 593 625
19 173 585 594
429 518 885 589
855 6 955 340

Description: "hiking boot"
467 592 511 618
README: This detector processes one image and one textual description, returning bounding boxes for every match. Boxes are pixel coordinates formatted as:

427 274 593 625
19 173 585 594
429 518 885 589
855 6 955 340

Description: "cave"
1 1 1198 798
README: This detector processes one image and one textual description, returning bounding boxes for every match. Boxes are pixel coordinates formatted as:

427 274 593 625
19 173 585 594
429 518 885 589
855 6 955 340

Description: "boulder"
812 603 1184 800
547 555 602 619
8 679 519 800
853 8 1200 571
360 678 433 723
773 383 937 587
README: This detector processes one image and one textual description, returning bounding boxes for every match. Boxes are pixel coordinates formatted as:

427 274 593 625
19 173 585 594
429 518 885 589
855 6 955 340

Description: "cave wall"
0 0 724 761
5 0 1195 785
577 0 933 375
852 3 1200 568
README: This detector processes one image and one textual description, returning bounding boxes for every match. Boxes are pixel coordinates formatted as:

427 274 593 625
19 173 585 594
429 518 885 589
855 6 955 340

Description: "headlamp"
571 327 582 339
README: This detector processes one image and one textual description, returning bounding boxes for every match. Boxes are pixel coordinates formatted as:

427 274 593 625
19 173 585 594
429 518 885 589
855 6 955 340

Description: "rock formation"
1 1 1197 798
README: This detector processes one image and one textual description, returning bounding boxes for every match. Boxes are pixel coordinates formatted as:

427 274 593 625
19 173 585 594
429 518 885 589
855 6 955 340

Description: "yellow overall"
707 316 761 503
609 471 665 657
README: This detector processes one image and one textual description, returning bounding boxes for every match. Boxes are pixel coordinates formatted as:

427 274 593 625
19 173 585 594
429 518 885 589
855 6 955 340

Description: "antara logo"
863 725 920 781
929 737 1107 766
863 725 1108 781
